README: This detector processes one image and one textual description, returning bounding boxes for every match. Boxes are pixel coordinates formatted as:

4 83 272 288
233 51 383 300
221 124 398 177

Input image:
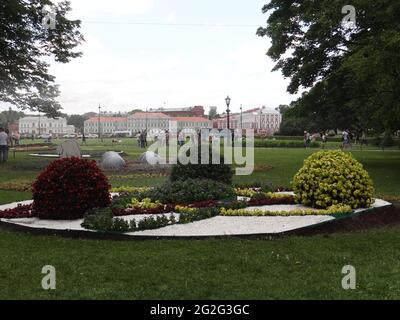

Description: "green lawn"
1 139 400 300
0 225 399 299
1 140 400 205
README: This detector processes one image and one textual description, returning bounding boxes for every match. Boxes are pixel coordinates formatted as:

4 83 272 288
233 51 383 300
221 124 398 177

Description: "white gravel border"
0 196 392 237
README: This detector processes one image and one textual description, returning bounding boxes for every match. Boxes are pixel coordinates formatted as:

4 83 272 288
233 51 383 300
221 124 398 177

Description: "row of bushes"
253 140 321 148
81 206 220 233
271 135 400 146
220 204 353 217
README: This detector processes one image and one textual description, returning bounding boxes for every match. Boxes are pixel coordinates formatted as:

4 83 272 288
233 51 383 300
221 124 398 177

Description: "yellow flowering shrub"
111 186 152 193
235 188 258 198
292 150 374 209
220 204 353 216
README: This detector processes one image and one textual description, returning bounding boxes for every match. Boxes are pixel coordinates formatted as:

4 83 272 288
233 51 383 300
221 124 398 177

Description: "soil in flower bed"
284 205 400 236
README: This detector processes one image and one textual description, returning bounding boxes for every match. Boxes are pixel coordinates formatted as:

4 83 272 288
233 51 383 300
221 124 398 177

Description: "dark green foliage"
233 181 274 193
254 140 320 148
0 1 83 116
82 207 175 233
258 0 400 133
179 207 220 224
136 215 174 231
147 179 236 204
67 114 88 132
170 145 233 185
81 208 119 232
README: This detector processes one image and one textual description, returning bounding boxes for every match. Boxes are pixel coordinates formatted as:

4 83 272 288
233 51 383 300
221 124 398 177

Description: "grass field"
1 225 400 299
1 138 399 299
1 138 399 204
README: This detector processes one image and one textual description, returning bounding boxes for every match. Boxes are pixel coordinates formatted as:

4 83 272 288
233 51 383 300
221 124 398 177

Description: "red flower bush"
247 196 295 206
32 158 111 220
0 204 33 219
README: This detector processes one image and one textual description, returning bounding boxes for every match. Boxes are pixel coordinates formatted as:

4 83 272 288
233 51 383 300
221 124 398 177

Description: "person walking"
304 131 311 148
342 130 350 150
321 132 327 149
81 132 87 146
0 127 9 163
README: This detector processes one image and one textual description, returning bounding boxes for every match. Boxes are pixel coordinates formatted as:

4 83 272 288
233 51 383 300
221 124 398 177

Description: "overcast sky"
3 0 298 115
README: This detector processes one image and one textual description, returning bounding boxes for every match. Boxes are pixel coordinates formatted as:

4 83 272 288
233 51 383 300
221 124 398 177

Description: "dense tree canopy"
0 109 25 128
258 0 400 133
0 0 83 117
67 114 87 132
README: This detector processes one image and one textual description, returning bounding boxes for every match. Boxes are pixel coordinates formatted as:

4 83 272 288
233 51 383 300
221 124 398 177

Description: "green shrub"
82 207 175 233
147 178 236 204
233 181 274 192
82 208 129 232
254 140 320 148
175 206 220 224
170 145 233 184
292 150 374 209
371 135 395 147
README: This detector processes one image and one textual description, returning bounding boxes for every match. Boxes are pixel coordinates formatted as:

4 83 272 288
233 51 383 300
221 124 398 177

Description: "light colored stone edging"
0 197 392 237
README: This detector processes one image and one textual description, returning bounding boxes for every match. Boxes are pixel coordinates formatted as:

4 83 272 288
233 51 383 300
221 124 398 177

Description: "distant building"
127 112 170 133
84 117 128 135
173 117 212 130
213 107 282 135
149 106 205 118
19 116 74 136
127 113 212 133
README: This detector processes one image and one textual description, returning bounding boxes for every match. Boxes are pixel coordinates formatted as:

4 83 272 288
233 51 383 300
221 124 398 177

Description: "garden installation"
0 150 392 238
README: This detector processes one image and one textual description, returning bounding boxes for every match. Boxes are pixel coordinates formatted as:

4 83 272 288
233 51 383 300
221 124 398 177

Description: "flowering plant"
220 204 353 217
292 150 374 209
32 158 111 220
0 204 33 219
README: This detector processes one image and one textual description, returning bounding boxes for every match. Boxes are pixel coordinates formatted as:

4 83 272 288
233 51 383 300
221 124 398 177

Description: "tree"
67 114 87 132
0 0 83 117
0 109 25 128
257 1 400 133
208 107 218 120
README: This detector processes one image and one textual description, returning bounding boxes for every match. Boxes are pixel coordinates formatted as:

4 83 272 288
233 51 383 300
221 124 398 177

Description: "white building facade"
214 107 282 135
84 117 128 135
19 116 74 136
127 113 170 133
173 117 212 130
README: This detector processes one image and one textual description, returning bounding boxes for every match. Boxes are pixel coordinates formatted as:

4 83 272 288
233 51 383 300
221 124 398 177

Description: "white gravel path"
0 197 392 237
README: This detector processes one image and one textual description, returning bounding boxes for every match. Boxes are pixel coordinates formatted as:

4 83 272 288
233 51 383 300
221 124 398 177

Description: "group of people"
135 129 214 149
137 131 148 149
303 129 361 150
0 127 12 163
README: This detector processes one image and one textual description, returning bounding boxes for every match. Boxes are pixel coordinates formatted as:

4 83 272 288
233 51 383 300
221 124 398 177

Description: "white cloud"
63 0 154 16
167 12 177 23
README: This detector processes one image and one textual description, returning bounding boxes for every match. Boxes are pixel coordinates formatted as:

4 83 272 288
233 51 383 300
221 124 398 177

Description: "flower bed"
220 204 353 217
0 204 33 219
0 180 33 192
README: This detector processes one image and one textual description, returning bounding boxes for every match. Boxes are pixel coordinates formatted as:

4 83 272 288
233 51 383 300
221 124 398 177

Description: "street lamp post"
225 96 231 129
38 111 41 137
98 104 103 142
240 104 243 129
145 107 148 131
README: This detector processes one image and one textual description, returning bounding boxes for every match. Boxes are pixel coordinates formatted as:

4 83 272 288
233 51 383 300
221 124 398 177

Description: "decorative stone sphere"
138 151 163 165
101 151 126 170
